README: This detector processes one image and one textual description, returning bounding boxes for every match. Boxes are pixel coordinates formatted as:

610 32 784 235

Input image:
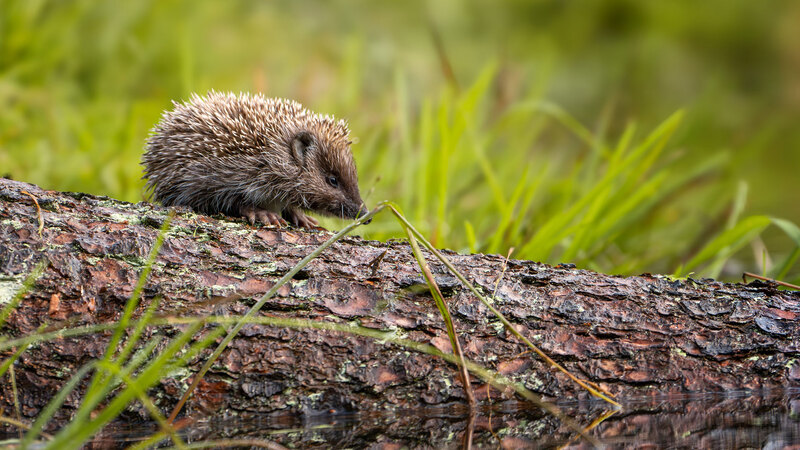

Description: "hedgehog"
141 91 368 228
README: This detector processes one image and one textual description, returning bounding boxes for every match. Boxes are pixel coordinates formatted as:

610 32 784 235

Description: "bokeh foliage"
1 0 799 281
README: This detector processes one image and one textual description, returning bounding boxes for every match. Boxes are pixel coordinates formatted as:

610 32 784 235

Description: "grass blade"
675 215 772 277
386 202 620 407
0 260 48 330
404 227 475 407
771 217 800 281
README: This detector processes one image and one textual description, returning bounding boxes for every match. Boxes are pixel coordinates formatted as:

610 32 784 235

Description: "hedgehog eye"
326 175 339 188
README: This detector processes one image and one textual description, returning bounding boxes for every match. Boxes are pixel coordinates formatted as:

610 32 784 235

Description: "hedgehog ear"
291 131 314 167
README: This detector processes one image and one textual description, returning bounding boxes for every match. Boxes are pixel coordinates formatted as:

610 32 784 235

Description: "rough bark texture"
1 178 799 433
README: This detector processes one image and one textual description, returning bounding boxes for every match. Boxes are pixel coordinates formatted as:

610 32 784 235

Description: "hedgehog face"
290 130 368 221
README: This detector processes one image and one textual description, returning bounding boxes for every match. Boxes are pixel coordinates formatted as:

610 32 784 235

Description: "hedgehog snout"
357 205 371 224
339 200 370 224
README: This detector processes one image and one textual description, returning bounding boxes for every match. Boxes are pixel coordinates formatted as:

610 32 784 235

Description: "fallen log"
1 177 798 432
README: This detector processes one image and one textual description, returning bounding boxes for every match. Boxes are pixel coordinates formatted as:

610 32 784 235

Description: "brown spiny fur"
142 91 367 227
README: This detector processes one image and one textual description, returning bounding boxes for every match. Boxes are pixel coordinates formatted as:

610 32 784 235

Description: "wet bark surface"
1 178 799 434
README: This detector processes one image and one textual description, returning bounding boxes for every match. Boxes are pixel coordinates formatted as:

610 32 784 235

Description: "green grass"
2 1 799 281
357 69 800 282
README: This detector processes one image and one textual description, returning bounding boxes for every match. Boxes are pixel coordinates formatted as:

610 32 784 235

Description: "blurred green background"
2 0 799 282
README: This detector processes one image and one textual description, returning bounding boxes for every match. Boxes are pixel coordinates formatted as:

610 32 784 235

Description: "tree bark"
1 177 799 430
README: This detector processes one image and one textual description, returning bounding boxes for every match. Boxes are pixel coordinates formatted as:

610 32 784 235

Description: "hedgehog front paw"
285 208 319 229
239 205 286 227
